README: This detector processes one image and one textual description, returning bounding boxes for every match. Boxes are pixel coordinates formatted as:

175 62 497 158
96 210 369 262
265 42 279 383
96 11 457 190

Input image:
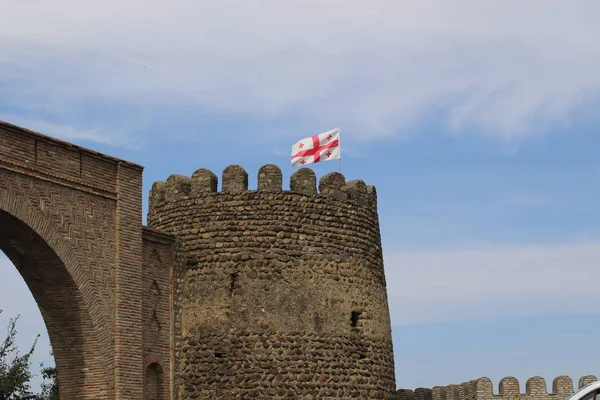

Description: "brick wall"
0 121 155 399
142 227 182 400
114 160 144 398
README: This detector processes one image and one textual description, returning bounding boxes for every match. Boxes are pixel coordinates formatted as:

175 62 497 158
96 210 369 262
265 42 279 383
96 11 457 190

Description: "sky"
1 0 600 393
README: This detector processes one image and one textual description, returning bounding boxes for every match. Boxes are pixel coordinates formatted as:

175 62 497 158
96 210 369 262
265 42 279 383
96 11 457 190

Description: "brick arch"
1 119 175 399
144 354 167 369
144 360 165 400
0 200 108 399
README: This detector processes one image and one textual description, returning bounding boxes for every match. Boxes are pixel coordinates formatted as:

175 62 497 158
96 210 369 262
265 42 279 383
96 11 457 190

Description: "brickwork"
147 164 396 399
397 375 599 400
0 210 105 398
0 121 175 400
114 161 144 398
0 162 118 399
142 227 184 400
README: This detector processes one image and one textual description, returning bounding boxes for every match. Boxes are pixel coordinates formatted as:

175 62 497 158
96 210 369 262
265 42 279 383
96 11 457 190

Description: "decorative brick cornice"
0 158 118 199
0 120 143 170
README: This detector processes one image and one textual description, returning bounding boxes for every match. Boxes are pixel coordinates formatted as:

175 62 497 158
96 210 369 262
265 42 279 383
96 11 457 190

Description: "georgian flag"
291 127 341 167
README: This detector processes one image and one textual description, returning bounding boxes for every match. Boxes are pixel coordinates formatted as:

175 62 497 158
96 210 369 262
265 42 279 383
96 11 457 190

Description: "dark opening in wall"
230 272 239 292
351 311 361 328
145 362 164 400
214 352 223 358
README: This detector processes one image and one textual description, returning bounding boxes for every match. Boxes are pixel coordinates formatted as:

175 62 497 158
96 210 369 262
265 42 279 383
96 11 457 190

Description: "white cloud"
1 0 599 142
0 115 143 148
384 241 600 325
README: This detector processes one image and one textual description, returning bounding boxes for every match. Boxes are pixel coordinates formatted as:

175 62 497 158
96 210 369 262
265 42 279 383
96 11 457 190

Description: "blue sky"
1 0 600 393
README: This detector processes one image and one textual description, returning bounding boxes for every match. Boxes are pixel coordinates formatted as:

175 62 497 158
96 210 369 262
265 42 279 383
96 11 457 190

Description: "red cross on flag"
291 127 341 167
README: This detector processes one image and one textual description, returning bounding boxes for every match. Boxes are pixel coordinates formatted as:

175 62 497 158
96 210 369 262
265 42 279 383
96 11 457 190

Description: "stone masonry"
396 375 598 400
147 164 397 399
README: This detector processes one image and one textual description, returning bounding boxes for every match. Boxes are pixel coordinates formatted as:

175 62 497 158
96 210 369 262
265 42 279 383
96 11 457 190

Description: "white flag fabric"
291 127 341 167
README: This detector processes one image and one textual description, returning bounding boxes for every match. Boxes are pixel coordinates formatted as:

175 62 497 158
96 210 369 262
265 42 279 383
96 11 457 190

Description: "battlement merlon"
396 388 433 400
148 164 378 210
399 375 598 400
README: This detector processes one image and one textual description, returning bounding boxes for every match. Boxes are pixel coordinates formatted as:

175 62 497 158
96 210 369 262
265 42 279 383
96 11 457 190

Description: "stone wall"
397 388 433 400
147 164 396 399
397 375 598 400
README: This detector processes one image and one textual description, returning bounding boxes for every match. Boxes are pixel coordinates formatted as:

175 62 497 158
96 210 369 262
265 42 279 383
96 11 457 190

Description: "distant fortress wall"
396 375 598 400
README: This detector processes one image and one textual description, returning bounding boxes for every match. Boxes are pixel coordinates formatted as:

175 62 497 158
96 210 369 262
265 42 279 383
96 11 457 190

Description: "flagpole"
339 127 342 173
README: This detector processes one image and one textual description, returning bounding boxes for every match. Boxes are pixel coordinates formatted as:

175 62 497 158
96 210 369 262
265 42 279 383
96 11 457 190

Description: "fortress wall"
147 164 396 399
0 120 136 194
398 375 598 400
142 227 187 399
397 388 433 400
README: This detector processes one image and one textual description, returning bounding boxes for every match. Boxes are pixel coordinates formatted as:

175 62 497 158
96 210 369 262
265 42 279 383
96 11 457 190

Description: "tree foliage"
38 361 58 400
0 310 58 400
0 311 38 400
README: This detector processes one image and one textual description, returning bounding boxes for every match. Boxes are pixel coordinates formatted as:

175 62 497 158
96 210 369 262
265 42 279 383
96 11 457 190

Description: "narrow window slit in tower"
230 272 239 293
351 311 361 328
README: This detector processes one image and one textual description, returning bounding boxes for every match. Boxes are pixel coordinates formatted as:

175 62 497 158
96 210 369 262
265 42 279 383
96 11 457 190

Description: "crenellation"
149 181 166 211
552 376 573 395
147 166 378 216
165 174 191 201
448 385 461 400
413 376 598 400
222 164 248 193
476 377 494 400
455 383 466 400
416 387 433 400
191 168 217 194
257 164 282 191
499 377 520 397
579 376 597 388
290 167 317 195
318 171 347 200
367 184 378 208
466 381 477 400
433 386 446 400
398 389 415 400
526 376 548 396
346 179 368 205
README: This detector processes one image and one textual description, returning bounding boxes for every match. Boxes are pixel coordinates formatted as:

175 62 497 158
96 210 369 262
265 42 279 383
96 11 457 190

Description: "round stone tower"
148 164 396 399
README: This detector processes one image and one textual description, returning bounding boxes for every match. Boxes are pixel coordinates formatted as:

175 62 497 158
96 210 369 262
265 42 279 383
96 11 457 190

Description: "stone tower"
147 164 396 399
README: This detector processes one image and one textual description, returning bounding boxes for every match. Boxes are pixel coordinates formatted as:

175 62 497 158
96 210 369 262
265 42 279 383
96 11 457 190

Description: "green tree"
0 310 39 400
37 355 58 400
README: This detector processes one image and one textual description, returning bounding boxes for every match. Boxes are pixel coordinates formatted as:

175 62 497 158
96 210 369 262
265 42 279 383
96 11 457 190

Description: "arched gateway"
0 121 177 399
